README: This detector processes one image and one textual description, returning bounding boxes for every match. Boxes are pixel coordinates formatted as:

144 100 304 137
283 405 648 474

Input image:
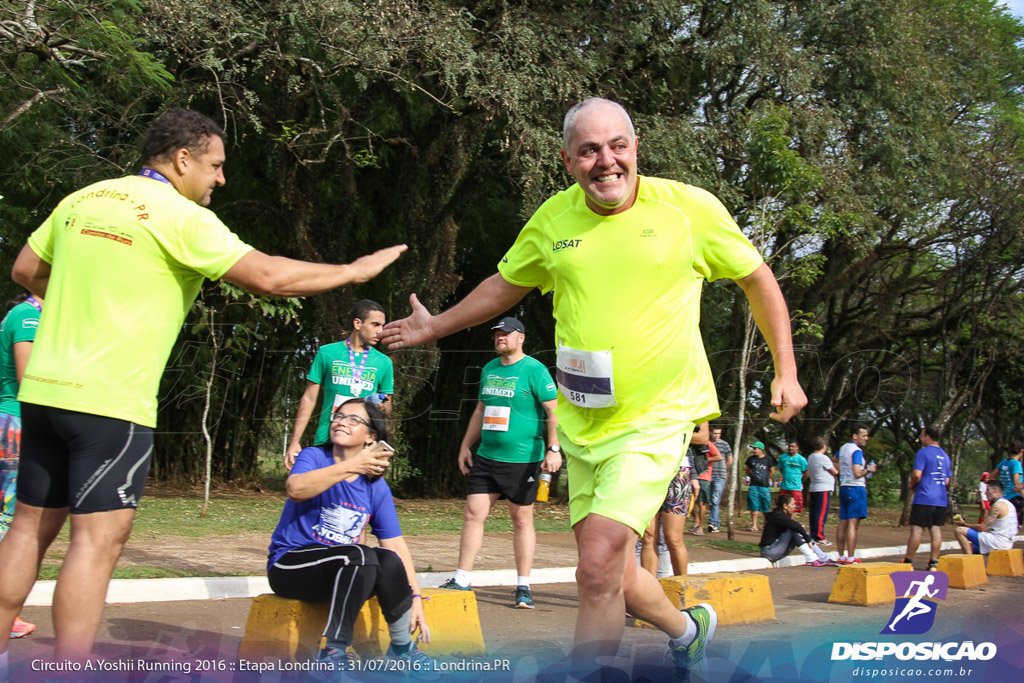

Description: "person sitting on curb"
267 399 436 676
953 479 1019 556
759 494 836 567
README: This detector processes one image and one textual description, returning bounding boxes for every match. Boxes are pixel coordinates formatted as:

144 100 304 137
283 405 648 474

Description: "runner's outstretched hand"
345 245 408 284
380 293 436 349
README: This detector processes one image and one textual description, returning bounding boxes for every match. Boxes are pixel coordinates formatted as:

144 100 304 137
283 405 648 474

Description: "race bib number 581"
556 345 616 409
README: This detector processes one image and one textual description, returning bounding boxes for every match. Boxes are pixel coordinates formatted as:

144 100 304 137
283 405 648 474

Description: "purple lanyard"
138 168 172 184
25 296 42 312
345 339 369 395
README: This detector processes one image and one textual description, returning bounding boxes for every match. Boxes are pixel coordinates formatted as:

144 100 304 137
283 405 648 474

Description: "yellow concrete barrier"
986 549 1024 577
828 563 911 606
936 554 988 588
238 588 485 663
635 572 775 628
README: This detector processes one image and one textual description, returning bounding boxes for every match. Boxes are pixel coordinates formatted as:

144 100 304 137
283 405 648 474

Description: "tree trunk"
200 308 217 518
727 310 756 540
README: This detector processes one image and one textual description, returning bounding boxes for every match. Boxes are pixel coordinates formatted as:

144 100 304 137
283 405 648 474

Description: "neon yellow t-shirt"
497 176 763 445
18 175 253 427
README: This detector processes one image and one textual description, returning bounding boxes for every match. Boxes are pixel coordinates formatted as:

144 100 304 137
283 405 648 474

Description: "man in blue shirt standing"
901 426 951 571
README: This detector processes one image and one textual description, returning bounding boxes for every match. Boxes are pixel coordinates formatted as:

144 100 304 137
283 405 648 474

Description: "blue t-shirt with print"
911 445 949 507
267 446 401 571
997 458 1023 500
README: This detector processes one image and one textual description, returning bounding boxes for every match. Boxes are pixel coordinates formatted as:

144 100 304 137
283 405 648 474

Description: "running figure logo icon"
882 571 949 635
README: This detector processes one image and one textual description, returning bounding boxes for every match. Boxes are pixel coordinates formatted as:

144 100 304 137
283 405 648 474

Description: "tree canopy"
2 0 1023 498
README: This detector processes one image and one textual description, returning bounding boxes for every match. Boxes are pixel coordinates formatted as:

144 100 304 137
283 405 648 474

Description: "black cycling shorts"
18 403 153 513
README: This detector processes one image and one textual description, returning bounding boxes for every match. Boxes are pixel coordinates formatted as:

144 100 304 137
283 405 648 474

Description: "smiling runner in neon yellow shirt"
380 98 807 679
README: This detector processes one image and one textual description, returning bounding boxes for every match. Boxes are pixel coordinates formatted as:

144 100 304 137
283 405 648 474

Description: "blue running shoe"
439 577 470 590
386 642 440 680
310 647 359 683
514 585 535 609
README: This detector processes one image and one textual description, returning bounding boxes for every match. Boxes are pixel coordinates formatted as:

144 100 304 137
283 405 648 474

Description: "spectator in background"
745 442 776 532
954 480 1018 555
900 426 950 571
268 399 433 671
836 424 876 564
978 472 990 524
438 317 560 610
995 441 1024 520
285 300 395 470
642 423 709 577
689 440 717 536
707 427 732 533
759 494 834 567
778 441 808 513
805 436 838 545
0 293 40 640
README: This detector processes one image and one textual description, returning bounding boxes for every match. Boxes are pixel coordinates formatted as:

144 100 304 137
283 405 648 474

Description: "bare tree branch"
1 87 65 132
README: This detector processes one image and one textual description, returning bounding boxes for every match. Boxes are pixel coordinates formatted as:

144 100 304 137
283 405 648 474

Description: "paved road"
9 551 1023 682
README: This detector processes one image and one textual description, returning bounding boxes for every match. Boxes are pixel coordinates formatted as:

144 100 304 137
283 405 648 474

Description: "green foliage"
3 0 1023 495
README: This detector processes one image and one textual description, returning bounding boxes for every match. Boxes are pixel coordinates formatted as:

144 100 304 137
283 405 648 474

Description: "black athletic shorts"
466 455 542 506
1010 496 1024 518
18 403 153 513
909 503 947 528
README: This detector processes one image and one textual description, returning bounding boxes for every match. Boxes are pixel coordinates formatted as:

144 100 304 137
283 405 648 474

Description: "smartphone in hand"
371 440 396 456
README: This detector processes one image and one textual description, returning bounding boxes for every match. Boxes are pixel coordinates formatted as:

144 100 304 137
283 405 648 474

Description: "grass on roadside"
34 493 574 580
690 538 761 555
38 565 213 581
31 491 910 580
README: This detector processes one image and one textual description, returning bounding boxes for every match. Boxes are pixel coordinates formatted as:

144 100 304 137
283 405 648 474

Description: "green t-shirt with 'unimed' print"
307 341 394 444
476 355 557 464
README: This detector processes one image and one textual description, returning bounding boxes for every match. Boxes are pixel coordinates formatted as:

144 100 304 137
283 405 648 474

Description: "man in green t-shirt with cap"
439 317 560 610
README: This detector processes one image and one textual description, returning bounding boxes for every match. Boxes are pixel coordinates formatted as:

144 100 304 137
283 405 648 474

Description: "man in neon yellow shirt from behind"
0 108 406 668
381 98 806 678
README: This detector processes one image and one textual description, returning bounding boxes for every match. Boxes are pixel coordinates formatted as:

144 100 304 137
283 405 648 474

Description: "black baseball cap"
491 317 525 334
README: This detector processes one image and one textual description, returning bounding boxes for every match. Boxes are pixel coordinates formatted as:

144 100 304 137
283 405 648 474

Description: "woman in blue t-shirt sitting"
267 398 433 672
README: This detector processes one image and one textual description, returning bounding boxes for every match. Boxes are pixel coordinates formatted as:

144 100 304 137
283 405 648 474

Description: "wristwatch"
547 444 561 453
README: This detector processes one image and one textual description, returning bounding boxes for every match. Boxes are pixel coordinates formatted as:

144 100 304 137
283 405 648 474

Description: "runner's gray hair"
562 98 636 149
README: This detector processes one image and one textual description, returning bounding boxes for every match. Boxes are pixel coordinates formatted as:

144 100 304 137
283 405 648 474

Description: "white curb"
23 536 1023 606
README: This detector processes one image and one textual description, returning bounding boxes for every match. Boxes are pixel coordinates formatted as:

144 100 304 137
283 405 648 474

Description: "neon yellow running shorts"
562 420 695 536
